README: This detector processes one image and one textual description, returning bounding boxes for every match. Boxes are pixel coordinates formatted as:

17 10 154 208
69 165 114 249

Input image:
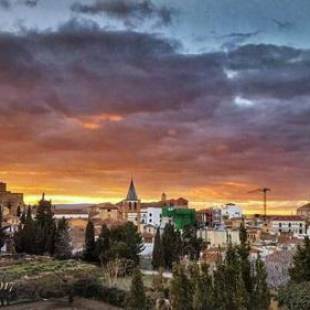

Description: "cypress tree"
20 210 26 225
170 264 193 310
289 236 310 283
253 255 270 310
54 218 72 259
23 206 35 254
95 224 111 265
192 263 214 310
84 220 96 261
47 219 57 256
0 207 6 251
162 223 181 269
127 268 147 310
238 222 253 307
16 205 21 217
152 228 164 270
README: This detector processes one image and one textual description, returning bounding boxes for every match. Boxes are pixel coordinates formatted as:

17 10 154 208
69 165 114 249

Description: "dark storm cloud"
23 0 39 7
0 0 10 9
0 20 310 201
71 0 174 26
272 19 295 31
219 31 261 51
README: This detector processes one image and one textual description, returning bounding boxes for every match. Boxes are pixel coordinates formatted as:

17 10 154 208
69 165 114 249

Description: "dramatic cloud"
71 0 174 27
0 0 10 9
0 19 309 211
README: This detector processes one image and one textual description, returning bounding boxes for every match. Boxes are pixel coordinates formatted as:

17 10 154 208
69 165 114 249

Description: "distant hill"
54 203 94 210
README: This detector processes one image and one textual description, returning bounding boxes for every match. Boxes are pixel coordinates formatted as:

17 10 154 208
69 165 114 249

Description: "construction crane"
248 187 271 220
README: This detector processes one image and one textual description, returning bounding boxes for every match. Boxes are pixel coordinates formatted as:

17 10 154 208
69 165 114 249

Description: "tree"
54 218 72 259
95 224 111 265
278 281 310 310
170 264 193 310
109 222 144 264
238 222 253 308
192 263 214 310
127 268 147 310
253 255 270 310
152 228 164 270
84 220 96 261
16 205 21 218
47 219 57 256
162 223 181 270
289 236 310 283
181 225 203 260
0 207 6 251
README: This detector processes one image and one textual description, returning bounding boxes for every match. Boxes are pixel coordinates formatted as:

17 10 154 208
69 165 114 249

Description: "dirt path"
4 298 121 310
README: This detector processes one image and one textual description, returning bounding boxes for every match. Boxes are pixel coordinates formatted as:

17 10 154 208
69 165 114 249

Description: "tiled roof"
268 215 304 221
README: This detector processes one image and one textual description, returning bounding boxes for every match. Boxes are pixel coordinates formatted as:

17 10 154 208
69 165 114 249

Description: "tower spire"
126 178 138 201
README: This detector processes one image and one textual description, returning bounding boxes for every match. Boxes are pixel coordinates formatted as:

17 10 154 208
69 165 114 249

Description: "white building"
141 206 162 227
268 216 306 234
222 203 243 219
197 228 240 247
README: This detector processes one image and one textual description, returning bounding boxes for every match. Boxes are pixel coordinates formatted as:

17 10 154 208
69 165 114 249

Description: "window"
149 219 152 223
149 213 152 217
288 222 291 227
108 209 111 212
279 223 282 227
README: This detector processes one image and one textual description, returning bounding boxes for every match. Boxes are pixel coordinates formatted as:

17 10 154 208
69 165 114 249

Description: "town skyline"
1 1 310 214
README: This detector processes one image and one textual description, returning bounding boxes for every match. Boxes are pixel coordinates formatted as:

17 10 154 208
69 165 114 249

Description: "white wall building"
197 228 240 247
268 216 306 234
141 207 162 227
222 203 243 219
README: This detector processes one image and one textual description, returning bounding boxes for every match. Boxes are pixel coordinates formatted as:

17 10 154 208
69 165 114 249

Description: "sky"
0 0 310 213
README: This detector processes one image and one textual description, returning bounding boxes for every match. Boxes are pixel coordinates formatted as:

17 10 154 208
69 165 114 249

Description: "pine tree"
152 228 164 270
84 220 96 261
289 236 310 283
127 268 147 310
253 255 270 310
170 264 193 310
95 224 111 265
54 218 72 259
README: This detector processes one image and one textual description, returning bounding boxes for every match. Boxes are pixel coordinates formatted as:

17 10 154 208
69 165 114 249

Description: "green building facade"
162 207 196 230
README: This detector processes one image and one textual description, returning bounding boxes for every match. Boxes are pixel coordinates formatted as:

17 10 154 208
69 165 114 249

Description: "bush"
278 282 310 310
100 287 127 307
73 276 102 298
72 275 127 307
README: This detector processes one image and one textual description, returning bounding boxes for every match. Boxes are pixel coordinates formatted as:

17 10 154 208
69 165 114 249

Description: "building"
53 207 89 220
0 182 24 216
197 228 240 247
268 215 306 234
196 208 222 228
297 203 310 219
140 205 162 227
161 206 196 230
221 203 243 219
89 203 119 222
118 179 141 229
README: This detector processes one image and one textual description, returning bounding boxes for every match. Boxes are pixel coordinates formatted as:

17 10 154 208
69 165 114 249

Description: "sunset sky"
0 0 310 213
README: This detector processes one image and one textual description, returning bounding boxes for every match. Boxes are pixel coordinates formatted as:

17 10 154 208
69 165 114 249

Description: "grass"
0 259 96 281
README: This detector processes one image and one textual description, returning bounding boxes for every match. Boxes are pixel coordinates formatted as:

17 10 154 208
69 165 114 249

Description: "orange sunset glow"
0 1 310 216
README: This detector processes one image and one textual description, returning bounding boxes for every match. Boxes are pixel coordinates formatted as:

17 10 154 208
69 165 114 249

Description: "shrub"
72 276 102 298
